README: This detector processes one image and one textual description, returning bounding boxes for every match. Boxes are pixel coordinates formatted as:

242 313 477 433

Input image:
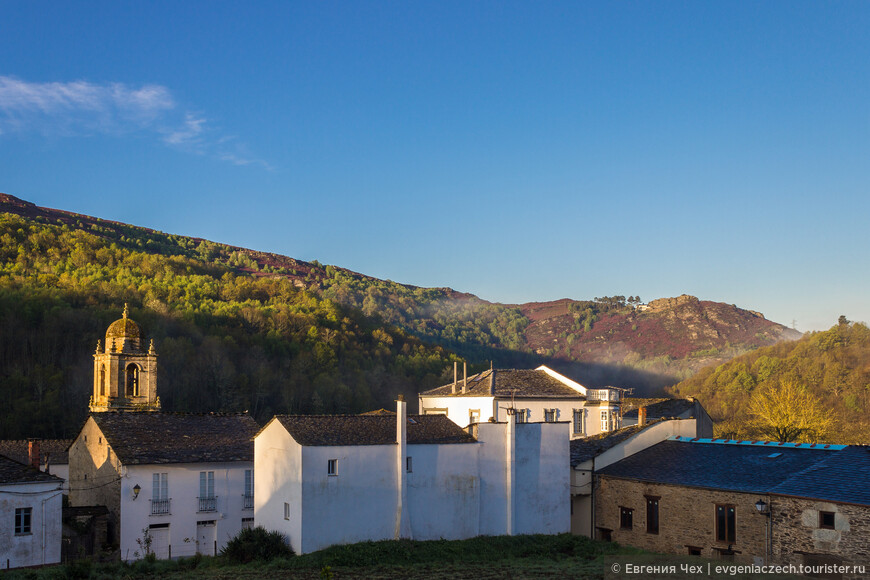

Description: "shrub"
221 526 294 564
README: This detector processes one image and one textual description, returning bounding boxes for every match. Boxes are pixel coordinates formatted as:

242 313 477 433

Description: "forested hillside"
669 320 870 444
0 193 806 438
0 211 462 439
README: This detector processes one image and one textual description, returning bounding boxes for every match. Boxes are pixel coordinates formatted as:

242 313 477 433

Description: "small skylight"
767 452 782 458
408 418 417 424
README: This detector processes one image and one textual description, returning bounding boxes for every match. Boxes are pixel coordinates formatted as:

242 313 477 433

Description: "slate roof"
420 368 584 399
597 438 859 501
273 414 477 446
0 439 73 466
89 412 259 465
770 445 870 506
0 454 63 485
570 420 666 467
622 398 695 420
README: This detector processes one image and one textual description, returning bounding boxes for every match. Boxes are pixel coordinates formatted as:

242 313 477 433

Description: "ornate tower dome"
105 303 142 352
90 304 160 412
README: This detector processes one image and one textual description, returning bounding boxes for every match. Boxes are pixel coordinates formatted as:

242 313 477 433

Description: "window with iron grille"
199 471 216 512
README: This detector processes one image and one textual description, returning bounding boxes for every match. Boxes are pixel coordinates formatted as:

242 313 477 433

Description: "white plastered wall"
0 481 63 569
120 461 252 561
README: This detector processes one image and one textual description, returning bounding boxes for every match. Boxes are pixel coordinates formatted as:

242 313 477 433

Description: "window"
573 410 584 435
15 507 32 535
327 459 337 476
687 546 702 556
244 469 254 509
126 364 139 397
646 496 659 534
152 473 170 515
242 517 255 530
544 409 556 422
819 511 835 530
619 507 633 530
199 471 216 511
716 504 736 543
601 411 611 432
99 365 106 396
283 502 290 520
469 409 480 424
406 456 413 473
515 409 526 423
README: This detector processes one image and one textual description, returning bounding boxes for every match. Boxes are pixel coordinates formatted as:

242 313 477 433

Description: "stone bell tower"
89 304 160 412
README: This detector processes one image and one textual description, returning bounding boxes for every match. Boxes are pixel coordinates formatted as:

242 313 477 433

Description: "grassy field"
5 534 642 580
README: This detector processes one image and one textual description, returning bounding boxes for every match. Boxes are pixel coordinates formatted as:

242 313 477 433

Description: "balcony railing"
198 496 217 512
150 498 170 515
587 389 620 402
243 494 254 510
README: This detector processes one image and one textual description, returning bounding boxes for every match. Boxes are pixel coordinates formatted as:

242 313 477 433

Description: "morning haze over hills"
2 192 828 441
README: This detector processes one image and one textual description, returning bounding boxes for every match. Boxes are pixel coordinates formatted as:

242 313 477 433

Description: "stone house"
0 453 63 569
68 412 259 561
418 364 622 438
594 437 869 577
569 417 710 537
255 397 569 554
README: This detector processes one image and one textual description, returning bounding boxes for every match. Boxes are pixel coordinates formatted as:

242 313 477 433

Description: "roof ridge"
668 436 847 450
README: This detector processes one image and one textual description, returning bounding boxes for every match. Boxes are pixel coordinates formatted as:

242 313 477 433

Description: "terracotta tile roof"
421 369 584 399
89 412 259 465
273 414 477 446
0 454 63 485
0 439 73 466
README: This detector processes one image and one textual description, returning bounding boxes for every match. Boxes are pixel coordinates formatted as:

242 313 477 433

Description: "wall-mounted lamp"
755 499 769 516
132 484 141 500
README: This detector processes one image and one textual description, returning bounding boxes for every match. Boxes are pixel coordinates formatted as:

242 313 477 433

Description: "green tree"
749 380 833 443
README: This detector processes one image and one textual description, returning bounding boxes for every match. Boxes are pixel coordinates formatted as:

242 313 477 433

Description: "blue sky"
1 1 867 331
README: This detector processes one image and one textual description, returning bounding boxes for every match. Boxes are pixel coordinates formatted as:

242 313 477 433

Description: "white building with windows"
0 454 63 569
255 398 569 555
67 412 259 561
418 365 622 438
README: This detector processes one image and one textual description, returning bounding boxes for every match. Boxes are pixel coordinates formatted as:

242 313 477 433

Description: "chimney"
638 406 647 426
462 362 467 394
505 408 517 535
28 439 41 471
452 362 457 394
395 395 410 539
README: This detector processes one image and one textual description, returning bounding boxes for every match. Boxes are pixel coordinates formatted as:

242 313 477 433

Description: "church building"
89 304 160 412
69 306 258 561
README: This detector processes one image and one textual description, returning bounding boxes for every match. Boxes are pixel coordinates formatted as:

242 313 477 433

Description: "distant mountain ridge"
0 193 800 393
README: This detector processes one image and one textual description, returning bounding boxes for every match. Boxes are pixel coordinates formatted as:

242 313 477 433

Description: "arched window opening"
99 365 106 397
126 364 140 397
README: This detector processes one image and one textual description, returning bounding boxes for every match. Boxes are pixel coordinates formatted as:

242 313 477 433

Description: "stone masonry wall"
595 476 768 563
772 496 870 578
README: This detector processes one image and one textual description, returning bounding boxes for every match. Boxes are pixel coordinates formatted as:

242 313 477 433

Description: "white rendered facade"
0 478 63 569
68 416 257 562
255 400 569 554
418 365 621 438
118 462 253 561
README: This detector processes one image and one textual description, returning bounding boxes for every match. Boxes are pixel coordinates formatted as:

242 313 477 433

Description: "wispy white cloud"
0 76 268 168
163 113 207 146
